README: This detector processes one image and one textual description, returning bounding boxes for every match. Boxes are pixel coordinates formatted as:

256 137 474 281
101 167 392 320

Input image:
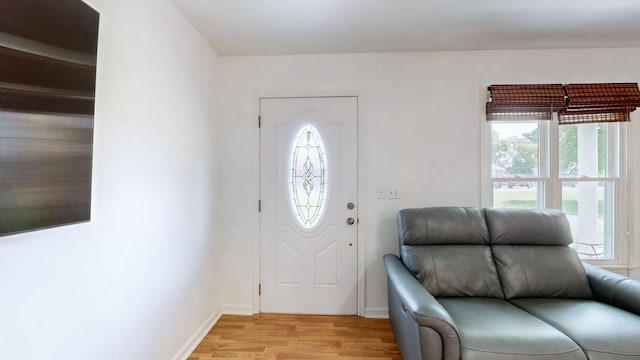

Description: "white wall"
0 0 222 359
218 48 640 316
3 7 637 356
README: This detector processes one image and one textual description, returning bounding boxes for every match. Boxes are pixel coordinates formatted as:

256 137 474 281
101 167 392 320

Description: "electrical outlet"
377 186 387 199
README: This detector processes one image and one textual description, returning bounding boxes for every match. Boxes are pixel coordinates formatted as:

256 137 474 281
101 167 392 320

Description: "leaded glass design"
289 124 328 229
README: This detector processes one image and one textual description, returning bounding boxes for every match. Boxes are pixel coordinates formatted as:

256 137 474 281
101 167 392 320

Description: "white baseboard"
221 303 385 318
222 304 255 315
364 307 389 319
172 309 222 360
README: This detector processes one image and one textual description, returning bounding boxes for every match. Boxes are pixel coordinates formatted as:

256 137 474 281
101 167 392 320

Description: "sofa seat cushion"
512 298 640 360
438 298 586 360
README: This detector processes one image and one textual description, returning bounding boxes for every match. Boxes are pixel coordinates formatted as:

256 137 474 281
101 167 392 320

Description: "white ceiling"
171 0 640 56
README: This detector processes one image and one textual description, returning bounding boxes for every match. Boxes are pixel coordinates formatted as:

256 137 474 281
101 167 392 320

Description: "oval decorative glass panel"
289 124 328 230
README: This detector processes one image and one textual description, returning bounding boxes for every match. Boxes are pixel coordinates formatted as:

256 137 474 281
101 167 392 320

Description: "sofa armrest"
584 262 640 315
384 254 460 360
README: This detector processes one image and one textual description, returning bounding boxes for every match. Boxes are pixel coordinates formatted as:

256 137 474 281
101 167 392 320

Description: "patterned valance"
559 83 640 124
487 83 640 124
486 84 565 121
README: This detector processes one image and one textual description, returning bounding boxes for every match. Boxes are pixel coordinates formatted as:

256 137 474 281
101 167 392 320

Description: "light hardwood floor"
188 314 402 360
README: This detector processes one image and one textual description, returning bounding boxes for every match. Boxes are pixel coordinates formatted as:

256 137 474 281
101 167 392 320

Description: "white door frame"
252 92 366 316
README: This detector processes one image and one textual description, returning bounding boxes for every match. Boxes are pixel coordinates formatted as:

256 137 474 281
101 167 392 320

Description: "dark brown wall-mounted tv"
0 0 99 236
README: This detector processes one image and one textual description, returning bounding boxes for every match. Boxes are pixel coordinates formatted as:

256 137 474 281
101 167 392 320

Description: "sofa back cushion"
398 207 504 298
484 208 574 245
485 208 593 299
403 245 505 298
492 245 593 299
398 207 490 246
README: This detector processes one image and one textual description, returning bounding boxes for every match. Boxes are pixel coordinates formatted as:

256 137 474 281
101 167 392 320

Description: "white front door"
260 97 358 315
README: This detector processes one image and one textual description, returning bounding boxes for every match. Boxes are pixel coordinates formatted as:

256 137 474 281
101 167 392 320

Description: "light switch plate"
387 186 400 199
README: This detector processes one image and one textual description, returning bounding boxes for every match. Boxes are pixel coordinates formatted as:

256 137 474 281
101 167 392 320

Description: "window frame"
481 113 630 267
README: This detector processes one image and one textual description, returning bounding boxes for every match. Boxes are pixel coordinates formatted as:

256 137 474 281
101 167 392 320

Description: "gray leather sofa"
384 207 640 360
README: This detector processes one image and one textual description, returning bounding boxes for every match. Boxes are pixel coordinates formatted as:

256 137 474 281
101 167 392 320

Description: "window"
486 118 627 260
482 83 640 264
289 124 328 230
483 83 639 262
491 121 543 208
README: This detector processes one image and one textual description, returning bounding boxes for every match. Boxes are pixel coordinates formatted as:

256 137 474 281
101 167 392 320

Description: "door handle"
346 217 355 225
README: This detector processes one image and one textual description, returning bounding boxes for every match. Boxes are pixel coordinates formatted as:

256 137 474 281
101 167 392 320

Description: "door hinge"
258 115 261 128
258 283 262 296
258 200 261 212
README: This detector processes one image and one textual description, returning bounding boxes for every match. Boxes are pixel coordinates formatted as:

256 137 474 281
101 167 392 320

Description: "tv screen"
0 0 99 236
